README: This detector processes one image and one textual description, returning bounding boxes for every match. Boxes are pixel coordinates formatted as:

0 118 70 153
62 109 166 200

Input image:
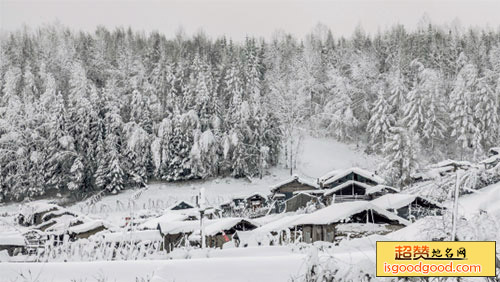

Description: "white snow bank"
151 255 307 282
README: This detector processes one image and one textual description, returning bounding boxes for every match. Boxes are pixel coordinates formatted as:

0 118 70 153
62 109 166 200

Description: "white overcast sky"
1 0 500 40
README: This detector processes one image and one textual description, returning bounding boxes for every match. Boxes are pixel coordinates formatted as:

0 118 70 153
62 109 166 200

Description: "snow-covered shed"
371 193 444 221
270 175 319 200
318 167 384 189
0 232 26 256
365 185 400 198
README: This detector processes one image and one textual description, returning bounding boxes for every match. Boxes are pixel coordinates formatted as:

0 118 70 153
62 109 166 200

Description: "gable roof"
167 200 195 210
370 194 443 210
319 167 384 186
270 175 319 192
323 180 374 196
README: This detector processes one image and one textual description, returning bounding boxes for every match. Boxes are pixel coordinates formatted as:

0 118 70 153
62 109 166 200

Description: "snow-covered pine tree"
322 64 359 141
450 53 479 158
474 74 499 152
367 90 394 150
382 125 420 187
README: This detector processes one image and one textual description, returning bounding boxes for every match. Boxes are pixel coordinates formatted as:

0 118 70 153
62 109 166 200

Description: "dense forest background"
1 19 499 202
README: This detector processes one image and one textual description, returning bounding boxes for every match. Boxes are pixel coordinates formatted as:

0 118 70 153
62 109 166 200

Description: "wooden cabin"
252 201 409 245
371 194 444 221
318 167 384 189
270 175 319 200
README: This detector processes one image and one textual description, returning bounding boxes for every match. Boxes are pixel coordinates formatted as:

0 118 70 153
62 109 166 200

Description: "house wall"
285 194 316 212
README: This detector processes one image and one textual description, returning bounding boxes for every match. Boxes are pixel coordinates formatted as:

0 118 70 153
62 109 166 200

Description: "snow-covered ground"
0 246 307 282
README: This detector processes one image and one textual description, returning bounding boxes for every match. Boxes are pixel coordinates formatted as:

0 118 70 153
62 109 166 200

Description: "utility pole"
451 170 461 241
199 187 206 249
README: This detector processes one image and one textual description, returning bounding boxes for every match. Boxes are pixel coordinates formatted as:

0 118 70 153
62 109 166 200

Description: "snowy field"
0 247 308 282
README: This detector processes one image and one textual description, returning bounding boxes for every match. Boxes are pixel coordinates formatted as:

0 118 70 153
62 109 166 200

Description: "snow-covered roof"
191 218 260 237
371 194 442 210
292 190 325 195
270 175 319 192
457 182 500 217
320 167 384 186
167 201 196 210
0 232 26 246
139 213 190 230
68 220 110 235
251 214 307 234
365 185 400 195
322 180 374 196
293 201 410 226
158 220 201 235
42 209 77 221
44 215 84 234
99 230 162 243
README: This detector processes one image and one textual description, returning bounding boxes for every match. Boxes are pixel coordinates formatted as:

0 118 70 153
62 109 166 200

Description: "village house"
250 201 409 245
270 175 319 200
371 194 444 221
318 167 384 189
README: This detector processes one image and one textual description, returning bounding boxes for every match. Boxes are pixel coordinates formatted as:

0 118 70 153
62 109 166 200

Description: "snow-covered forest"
1 20 500 202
